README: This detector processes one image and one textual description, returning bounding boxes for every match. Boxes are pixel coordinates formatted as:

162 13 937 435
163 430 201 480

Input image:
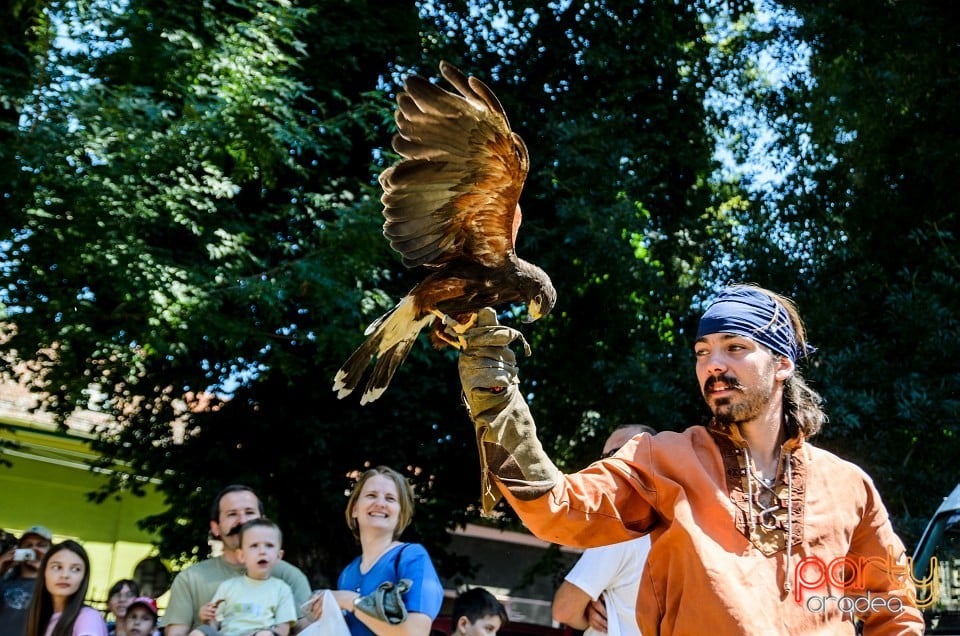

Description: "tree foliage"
2 0 954 588
708 0 960 544
782 0 960 542
419 0 758 463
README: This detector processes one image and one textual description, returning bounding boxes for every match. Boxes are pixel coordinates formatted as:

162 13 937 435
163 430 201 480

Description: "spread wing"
380 61 529 270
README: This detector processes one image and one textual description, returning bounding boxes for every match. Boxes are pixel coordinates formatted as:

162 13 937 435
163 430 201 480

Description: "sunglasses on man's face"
600 446 622 460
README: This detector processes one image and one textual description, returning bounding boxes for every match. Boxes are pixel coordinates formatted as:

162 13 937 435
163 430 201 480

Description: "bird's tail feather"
332 296 434 404
332 334 382 399
360 338 419 405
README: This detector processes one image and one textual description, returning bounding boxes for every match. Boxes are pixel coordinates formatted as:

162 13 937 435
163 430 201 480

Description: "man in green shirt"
161 486 312 636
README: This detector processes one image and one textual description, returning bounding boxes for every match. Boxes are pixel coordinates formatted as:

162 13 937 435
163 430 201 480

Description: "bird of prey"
332 61 557 405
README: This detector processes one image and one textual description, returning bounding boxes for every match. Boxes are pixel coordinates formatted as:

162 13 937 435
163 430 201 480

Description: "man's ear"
210 520 222 540
774 355 794 382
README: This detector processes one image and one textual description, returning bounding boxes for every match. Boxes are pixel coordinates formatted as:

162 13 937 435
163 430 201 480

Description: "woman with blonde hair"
330 465 443 636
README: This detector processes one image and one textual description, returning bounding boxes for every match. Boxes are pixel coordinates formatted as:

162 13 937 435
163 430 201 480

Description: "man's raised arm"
454 308 561 514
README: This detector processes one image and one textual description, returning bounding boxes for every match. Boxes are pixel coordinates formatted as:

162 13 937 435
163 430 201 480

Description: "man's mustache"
225 524 243 537
704 374 743 394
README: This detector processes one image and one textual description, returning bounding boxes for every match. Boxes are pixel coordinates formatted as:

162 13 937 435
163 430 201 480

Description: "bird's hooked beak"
523 295 545 324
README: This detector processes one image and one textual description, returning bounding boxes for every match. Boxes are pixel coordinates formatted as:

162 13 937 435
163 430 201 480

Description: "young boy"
450 588 507 636
125 597 159 636
190 519 297 636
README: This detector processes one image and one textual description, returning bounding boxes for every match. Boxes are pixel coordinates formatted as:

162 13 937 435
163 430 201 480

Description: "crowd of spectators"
1 475 514 636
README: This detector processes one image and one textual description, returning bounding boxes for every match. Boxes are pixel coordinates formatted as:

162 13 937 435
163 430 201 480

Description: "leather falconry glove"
354 579 412 625
452 307 561 515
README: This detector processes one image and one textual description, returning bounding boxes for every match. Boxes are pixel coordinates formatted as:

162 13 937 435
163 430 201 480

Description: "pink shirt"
44 607 108 636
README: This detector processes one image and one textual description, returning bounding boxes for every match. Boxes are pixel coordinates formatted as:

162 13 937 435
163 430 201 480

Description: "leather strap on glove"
453 307 561 515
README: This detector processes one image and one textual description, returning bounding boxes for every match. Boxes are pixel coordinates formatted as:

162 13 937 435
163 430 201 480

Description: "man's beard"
705 370 775 426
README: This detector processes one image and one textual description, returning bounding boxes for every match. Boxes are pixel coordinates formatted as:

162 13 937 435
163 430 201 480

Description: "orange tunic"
498 426 923 635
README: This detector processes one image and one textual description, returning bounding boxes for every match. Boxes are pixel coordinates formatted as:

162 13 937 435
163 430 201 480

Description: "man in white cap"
0 524 53 636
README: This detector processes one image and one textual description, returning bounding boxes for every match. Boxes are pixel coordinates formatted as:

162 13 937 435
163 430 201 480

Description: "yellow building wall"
1 424 170 607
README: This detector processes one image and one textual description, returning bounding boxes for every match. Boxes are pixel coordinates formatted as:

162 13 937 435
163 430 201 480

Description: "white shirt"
564 536 650 636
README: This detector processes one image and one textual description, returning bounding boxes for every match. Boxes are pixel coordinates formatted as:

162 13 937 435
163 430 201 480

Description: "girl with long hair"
24 540 107 636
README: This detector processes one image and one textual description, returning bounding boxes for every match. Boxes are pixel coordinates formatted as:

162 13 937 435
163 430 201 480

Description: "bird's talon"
429 309 453 325
437 332 466 350
452 313 477 334
432 319 466 350
431 310 476 347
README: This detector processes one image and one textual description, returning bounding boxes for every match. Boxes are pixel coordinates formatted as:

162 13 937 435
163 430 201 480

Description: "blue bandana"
696 286 814 362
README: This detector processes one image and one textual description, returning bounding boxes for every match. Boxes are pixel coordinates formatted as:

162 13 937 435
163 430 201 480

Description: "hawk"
333 61 556 404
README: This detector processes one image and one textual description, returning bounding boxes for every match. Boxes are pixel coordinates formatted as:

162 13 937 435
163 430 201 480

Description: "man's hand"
0 548 15 573
455 307 529 417
553 581 604 632
302 592 325 622
454 307 559 514
586 595 609 633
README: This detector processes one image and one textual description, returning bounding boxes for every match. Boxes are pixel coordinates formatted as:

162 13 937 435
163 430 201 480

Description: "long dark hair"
784 369 827 438
24 540 92 636
704 285 827 442
107 579 139 600
752 286 827 439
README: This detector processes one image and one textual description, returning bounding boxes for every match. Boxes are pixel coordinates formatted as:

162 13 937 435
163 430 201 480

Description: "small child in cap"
125 597 159 636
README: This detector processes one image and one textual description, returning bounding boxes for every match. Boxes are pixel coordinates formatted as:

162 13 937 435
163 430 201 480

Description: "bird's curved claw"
431 310 478 349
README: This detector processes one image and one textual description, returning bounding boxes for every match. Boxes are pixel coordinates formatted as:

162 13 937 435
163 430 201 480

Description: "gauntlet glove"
354 579 412 625
454 308 561 514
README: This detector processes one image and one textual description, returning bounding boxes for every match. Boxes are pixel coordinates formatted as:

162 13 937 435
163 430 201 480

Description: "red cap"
126 597 158 619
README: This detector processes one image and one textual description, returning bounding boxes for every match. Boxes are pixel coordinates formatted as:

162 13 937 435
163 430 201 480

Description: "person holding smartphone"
0 525 54 636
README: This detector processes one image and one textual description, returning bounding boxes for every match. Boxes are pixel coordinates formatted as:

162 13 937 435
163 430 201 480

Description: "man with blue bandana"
451 284 922 635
